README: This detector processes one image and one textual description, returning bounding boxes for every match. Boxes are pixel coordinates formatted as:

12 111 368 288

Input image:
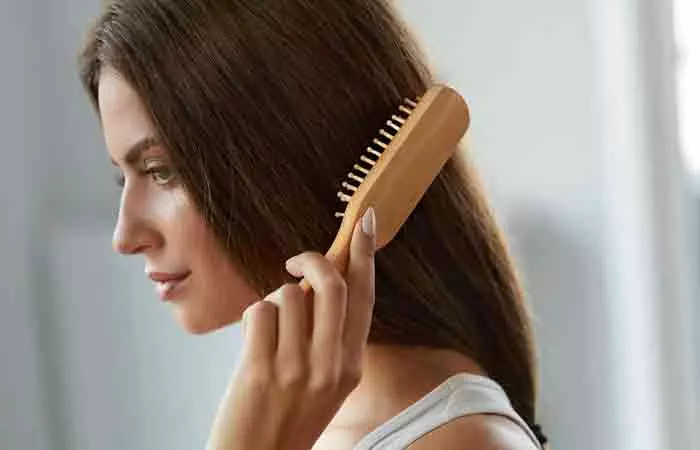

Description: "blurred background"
1 0 697 449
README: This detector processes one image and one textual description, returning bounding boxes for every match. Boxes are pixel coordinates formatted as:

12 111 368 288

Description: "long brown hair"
80 0 540 429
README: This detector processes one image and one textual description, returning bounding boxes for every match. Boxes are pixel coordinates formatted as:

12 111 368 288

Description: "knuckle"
250 300 277 317
278 283 304 301
242 302 257 318
241 365 274 395
277 362 309 389
308 365 340 394
319 274 347 297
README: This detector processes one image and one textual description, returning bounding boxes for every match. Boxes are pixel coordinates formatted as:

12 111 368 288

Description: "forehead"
98 68 156 159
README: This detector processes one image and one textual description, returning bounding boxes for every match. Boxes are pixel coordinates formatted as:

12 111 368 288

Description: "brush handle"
297 214 356 295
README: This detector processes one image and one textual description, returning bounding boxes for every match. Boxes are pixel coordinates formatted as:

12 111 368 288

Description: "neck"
328 343 486 430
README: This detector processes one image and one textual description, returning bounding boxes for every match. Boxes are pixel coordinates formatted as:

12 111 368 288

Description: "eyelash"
114 166 176 188
146 165 176 186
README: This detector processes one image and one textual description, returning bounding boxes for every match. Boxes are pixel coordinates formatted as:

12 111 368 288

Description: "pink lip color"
148 272 190 302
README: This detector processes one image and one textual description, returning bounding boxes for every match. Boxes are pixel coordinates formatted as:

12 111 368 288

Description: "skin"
100 67 260 334
99 67 538 450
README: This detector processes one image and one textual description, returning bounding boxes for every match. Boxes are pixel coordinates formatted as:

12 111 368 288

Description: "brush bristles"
386 120 402 133
360 155 376 166
366 148 383 158
335 96 419 218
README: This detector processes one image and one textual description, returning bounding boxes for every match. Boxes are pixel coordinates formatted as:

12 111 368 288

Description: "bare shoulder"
407 414 540 450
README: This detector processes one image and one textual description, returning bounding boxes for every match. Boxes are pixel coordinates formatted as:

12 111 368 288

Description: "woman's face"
98 68 260 334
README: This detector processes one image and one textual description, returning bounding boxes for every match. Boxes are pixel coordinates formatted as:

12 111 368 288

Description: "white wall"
44 225 241 450
401 1 611 448
401 0 698 449
0 1 52 449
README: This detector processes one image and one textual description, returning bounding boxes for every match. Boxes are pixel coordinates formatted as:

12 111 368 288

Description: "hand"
206 208 377 450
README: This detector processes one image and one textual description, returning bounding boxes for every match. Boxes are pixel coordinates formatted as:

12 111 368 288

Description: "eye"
144 160 176 186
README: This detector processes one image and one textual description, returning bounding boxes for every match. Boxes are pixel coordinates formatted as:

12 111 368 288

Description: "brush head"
328 84 471 271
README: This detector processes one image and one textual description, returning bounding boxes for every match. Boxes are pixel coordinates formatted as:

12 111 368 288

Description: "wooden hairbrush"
299 84 470 291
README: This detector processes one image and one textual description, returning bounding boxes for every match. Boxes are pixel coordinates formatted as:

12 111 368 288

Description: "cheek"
173 193 261 310
154 187 189 222
160 189 214 261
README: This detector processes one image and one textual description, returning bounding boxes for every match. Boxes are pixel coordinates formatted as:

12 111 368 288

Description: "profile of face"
98 68 261 334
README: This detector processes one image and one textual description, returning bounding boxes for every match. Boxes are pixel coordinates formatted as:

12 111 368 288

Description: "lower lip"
155 275 190 302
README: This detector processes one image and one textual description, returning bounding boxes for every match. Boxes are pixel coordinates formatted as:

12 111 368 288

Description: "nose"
112 187 160 255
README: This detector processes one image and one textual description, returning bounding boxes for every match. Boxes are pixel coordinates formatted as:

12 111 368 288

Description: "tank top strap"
353 373 542 450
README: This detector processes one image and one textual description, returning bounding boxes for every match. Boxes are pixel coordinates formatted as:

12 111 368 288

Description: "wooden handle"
297 215 355 295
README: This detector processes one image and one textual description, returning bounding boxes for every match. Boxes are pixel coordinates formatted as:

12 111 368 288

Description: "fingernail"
285 258 302 276
362 207 376 238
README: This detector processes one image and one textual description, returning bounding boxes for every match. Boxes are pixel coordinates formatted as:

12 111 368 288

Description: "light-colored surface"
0 1 51 449
402 1 699 448
0 0 696 449
353 373 541 450
676 0 700 175
46 227 240 450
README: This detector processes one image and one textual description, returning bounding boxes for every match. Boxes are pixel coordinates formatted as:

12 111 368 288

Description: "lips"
148 271 189 283
147 271 190 301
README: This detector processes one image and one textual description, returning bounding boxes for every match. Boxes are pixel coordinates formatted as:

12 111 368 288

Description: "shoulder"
407 413 540 450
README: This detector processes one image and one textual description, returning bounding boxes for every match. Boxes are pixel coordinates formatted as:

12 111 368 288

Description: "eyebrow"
110 136 162 167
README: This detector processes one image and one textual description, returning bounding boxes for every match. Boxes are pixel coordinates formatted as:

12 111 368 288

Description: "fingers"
241 300 278 368
342 207 376 365
244 208 375 387
267 284 310 369
285 252 347 358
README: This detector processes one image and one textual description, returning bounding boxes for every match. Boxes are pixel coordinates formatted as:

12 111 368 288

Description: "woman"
79 1 548 449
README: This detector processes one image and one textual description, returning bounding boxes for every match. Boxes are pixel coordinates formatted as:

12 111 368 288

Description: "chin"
173 303 242 335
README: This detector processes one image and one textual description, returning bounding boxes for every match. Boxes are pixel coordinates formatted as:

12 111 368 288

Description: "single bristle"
360 155 376 166
399 105 413 115
353 164 370 175
373 138 388 150
387 120 402 133
348 172 364 184
337 192 352 202
342 181 358 192
379 129 395 141
392 114 406 125
335 212 345 218
367 147 383 158
404 98 418 108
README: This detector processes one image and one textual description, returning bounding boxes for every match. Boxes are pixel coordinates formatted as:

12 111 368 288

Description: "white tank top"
352 373 543 449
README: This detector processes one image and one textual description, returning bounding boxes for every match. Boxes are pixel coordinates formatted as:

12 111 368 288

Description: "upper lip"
147 271 190 283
